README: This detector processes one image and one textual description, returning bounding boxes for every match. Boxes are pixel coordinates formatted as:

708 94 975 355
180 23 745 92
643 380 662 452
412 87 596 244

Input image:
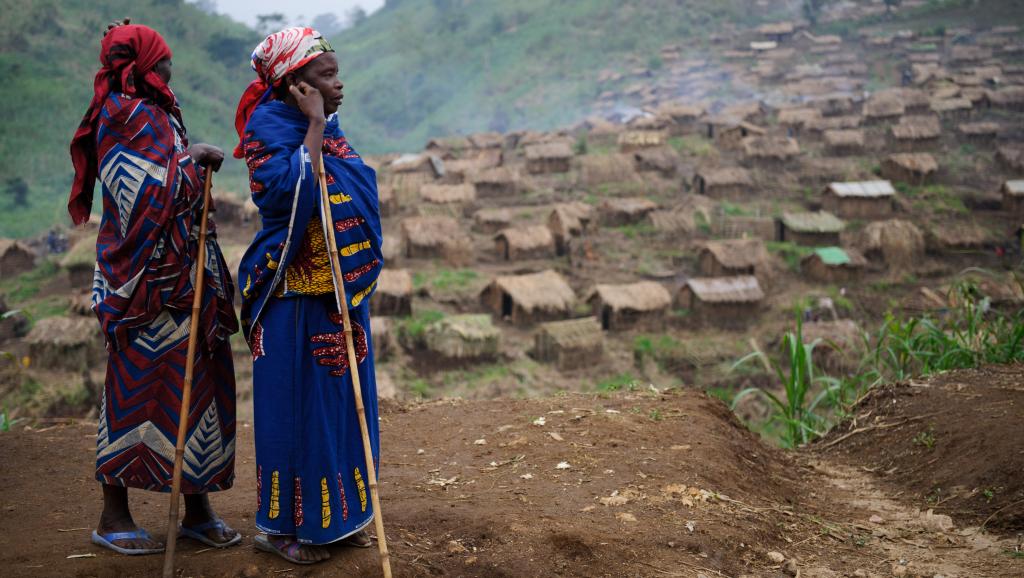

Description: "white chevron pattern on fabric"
99 147 168 236
133 309 190 355
182 401 233 480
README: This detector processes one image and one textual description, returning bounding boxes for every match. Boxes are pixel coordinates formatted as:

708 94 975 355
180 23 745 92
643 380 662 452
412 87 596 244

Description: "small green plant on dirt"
981 488 996 503
732 316 838 448
648 409 662 422
409 379 431 398
597 373 637 392
912 427 936 450
616 222 656 240
767 242 814 273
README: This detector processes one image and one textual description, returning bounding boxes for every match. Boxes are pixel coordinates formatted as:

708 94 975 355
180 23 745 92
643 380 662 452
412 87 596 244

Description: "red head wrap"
233 27 333 158
68 25 176 225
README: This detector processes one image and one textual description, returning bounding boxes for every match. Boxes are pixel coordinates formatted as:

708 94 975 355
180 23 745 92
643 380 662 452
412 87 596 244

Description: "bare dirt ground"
1 367 1021 578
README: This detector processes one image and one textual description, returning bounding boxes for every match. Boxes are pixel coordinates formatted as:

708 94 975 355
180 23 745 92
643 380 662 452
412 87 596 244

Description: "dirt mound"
1 385 1020 577
818 364 1024 533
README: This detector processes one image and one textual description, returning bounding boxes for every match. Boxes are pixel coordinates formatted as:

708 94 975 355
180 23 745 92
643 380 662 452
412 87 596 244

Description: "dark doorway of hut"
502 293 513 319
601 306 611 330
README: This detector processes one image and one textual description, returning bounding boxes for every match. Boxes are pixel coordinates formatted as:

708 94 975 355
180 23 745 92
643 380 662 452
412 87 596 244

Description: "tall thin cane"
162 169 214 578
316 160 393 578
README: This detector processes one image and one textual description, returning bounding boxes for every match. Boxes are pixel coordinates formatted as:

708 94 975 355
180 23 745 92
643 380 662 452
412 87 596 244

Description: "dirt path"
1 372 1021 577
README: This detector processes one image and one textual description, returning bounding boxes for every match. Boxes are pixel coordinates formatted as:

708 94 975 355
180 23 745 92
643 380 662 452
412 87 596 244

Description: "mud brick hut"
617 130 666 153
890 115 941 150
857 219 926 269
633 147 679 178
0 239 36 278
600 197 658 227
657 103 704 135
740 135 800 166
692 167 753 198
400 216 473 265
377 183 398 217
525 142 574 175
823 129 865 155
473 208 512 234
481 269 576 326
24 315 105 372
586 281 672 331
390 152 444 178
425 135 471 160
822 180 896 220
777 107 822 136
676 276 764 329
1003 180 1024 216
801 247 867 283
864 92 905 122
60 235 98 289
698 239 768 277
494 225 556 261
930 97 973 119
956 121 1000 143
776 211 844 246
533 317 604 372
881 153 938 186
548 202 595 255
371 269 413 317
472 167 519 199
423 314 501 362
714 121 766 150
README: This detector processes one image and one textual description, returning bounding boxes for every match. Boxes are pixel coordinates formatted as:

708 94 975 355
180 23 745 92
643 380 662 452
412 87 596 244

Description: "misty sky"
201 0 385 28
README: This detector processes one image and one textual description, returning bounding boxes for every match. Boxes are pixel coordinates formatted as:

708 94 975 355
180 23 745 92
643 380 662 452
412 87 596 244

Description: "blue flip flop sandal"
91 528 165 555
253 534 319 565
178 519 242 548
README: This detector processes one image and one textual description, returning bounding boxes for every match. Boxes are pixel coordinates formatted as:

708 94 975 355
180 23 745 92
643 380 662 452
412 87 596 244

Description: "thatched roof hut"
533 317 604 371
617 130 666 153
371 269 413 317
778 107 822 132
577 153 641 189
822 180 896 220
864 92 905 120
856 219 925 268
472 166 519 198
24 315 105 372
600 197 658 226
807 115 863 133
930 97 973 117
676 276 764 329
715 216 776 241
881 153 938 186
60 235 97 289
997 146 1024 172
586 281 672 331
468 132 505 150
1003 180 1024 216
377 183 398 217
494 225 556 261
801 247 867 283
390 153 444 177
633 147 679 177
740 135 800 164
400 216 472 265
473 207 513 234
548 202 595 255
698 239 768 277
956 121 1000 142
823 129 865 155
0 239 37 279
425 135 471 159
420 183 476 213
777 211 844 246
987 86 1024 112
713 120 766 150
524 142 574 175
423 314 501 361
693 167 753 198
890 115 941 147
481 270 575 326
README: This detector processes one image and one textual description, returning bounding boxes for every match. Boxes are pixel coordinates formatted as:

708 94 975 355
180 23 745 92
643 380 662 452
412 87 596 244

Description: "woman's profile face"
154 58 172 84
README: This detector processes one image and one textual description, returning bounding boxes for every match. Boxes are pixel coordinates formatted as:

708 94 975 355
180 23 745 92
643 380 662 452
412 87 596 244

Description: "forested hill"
331 0 793 153
0 0 260 237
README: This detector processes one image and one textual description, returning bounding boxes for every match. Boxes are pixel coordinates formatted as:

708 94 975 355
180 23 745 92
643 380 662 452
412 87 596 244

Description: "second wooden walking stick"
316 160 393 578
162 169 215 578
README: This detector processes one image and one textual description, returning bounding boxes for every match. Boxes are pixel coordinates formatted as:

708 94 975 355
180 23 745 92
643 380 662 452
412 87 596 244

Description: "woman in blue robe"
234 27 384 564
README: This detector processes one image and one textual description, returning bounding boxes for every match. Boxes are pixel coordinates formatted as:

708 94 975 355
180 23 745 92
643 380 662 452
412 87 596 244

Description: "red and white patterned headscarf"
234 27 333 157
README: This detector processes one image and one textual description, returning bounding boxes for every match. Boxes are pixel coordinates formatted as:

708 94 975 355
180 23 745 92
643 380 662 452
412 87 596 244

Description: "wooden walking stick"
162 169 215 578
316 160 393 578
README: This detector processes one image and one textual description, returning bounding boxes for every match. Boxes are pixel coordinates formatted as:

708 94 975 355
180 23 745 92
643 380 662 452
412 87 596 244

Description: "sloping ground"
818 363 1024 533
0 383 1021 577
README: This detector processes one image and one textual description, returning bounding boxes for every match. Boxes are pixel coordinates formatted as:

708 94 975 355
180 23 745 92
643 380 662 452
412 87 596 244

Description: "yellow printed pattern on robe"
350 280 377 308
275 219 334 296
269 470 281 519
320 477 331 528
340 240 371 257
354 467 367 512
329 192 352 204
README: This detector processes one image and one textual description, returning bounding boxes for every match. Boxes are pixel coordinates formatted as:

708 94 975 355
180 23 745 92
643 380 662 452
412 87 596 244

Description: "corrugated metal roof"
827 180 896 198
1005 180 1024 196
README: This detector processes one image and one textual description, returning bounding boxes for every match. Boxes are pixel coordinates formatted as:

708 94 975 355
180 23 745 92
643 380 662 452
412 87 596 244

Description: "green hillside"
0 0 260 238
330 0 790 153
